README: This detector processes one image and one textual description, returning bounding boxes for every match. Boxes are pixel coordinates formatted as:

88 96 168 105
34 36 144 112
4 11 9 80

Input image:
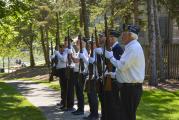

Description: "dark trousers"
57 68 66 106
102 80 122 120
87 80 99 117
120 83 143 120
73 72 84 111
97 79 105 120
58 68 74 108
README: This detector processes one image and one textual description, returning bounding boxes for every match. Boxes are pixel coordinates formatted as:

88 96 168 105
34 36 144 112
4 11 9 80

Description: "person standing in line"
105 25 145 120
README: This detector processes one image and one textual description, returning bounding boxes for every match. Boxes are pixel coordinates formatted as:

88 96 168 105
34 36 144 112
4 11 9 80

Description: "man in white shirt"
55 44 68 110
70 36 88 115
105 25 145 120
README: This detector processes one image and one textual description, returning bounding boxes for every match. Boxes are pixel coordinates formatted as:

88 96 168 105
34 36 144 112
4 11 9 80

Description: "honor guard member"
55 44 68 110
50 46 59 82
70 37 88 115
94 33 105 120
83 40 99 120
96 30 124 120
63 37 75 111
105 25 145 120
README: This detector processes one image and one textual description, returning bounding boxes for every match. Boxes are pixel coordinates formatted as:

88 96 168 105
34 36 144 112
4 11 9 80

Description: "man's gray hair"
130 32 138 40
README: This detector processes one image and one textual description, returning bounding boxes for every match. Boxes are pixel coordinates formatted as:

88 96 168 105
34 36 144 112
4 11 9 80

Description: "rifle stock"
103 13 113 91
85 34 94 92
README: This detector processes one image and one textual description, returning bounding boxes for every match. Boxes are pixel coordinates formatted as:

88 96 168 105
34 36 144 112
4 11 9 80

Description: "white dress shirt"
110 40 145 83
55 51 68 69
73 48 89 73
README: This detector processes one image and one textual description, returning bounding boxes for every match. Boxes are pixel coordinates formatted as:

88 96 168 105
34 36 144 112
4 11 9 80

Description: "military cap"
108 29 120 38
127 25 140 35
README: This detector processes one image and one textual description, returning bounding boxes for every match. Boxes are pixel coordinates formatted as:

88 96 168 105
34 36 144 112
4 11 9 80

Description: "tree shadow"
137 89 179 120
0 82 46 120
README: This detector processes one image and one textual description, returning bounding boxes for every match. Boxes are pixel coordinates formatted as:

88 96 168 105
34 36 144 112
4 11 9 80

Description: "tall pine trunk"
154 0 165 81
133 0 139 25
29 23 35 67
147 0 158 86
56 12 60 47
45 28 50 67
40 26 48 65
80 0 90 38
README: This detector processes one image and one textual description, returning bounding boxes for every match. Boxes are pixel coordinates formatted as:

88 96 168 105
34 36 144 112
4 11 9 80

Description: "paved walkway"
5 80 93 120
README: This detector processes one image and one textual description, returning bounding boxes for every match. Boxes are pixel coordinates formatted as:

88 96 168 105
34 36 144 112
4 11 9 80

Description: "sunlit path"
5 80 92 120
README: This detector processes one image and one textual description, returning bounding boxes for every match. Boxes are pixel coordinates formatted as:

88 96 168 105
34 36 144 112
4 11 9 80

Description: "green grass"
0 81 46 120
2 73 179 120
137 89 179 120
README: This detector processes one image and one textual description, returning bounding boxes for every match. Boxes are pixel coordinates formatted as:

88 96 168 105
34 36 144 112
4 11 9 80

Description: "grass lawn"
0 81 46 120
1 72 179 120
137 89 179 120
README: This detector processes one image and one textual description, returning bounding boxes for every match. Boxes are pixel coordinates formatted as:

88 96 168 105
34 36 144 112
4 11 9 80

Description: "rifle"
49 39 54 82
95 27 102 92
67 28 72 65
79 34 85 72
95 27 103 77
65 28 72 109
103 13 113 91
78 34 85 87
85 34 94 92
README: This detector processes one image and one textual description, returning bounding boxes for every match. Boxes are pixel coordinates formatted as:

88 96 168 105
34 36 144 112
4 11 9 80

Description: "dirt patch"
143 79 179 91
1 66 50 80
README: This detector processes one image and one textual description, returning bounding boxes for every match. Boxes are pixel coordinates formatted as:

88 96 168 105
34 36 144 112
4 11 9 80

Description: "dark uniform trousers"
120 83 143 120
58 68 74 108
102 79 122 120
73 72 84 111
87 79 99 117
97 79 105 120
57 68 66 106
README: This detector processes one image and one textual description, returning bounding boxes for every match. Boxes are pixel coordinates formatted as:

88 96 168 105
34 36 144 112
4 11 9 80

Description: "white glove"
95 48 103 55
79 53 85 59
109 72 116 79
89 57 95 64
68 49 73 54
105 50 113 59
54 50 59 55
104 71 116 79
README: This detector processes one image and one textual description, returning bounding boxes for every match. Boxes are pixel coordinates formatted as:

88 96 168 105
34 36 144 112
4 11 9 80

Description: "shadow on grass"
137 89 179 120
0 82 46 120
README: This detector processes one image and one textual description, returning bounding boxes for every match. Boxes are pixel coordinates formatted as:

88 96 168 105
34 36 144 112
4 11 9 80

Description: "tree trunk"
8 57 10 73
79 8 83 28
40 26 48 65
110 0 115 28
147 0 158 86
154 0 165 81
29 42 35 67
133 0 139 25
80 0 90 38
56 12 60 47
29 23 35 67
2 57 5 70
45 28 50 67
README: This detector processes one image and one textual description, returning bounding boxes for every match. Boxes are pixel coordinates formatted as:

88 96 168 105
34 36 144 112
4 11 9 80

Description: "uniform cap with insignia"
127 25 140 35
108 29 120 38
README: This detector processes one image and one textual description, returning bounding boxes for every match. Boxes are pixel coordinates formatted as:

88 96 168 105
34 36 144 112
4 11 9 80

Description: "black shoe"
90 116 99 120
83 115 92 120
59 106 65 110
83 115 99 120
56 102 63 106
61 107 76 112
72 109 84 115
